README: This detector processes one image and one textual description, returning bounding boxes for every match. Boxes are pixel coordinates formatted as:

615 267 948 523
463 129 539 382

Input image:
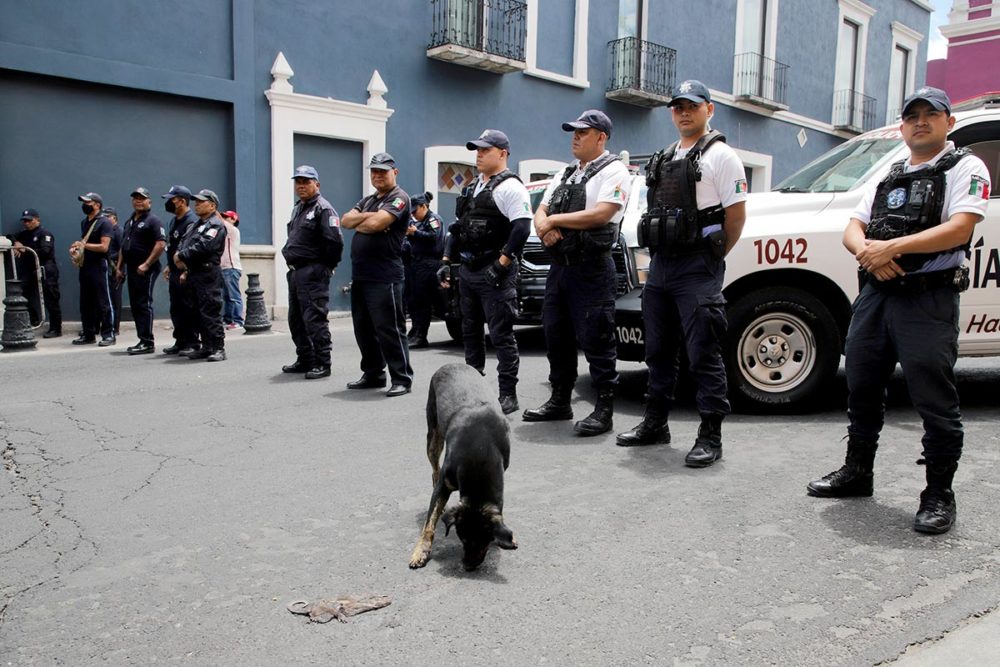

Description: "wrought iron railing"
833 89 877 133
607 37 676 98
428 0 527 61
733 52 789 107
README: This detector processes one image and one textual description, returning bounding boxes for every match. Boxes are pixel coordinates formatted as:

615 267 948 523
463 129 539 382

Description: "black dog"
409 363 517 571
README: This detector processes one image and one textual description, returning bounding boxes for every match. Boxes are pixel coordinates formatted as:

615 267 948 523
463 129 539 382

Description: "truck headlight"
631 247 650 285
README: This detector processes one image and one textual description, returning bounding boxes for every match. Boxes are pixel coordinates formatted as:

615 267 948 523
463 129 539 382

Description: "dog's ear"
489 512 517 550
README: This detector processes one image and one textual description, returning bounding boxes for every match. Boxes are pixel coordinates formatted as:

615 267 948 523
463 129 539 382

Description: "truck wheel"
725 287 841 413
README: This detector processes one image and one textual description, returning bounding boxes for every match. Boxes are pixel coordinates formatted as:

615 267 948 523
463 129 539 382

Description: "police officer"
7 208 62 337
616 81 747 467
116 187 166 355
174 189 227 362
104 207 123 336
438 130 532 414
341 153 414 397
406 191 444 348
161 185 201 356
280 165 344 379
807 87 991 535
523 110 632 436
70 192 116 346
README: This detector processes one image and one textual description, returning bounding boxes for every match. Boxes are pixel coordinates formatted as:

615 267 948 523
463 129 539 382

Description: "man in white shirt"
807 87 991 535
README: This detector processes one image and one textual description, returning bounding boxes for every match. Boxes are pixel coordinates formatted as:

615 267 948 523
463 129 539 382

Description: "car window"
529 189 546 212
965 140 1000 197
773 138 902 193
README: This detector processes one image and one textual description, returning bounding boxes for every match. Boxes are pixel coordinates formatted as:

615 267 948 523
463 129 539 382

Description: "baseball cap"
222 209 239 222
902 86 951 116
130 187 152 199
368 152 397 171
78 192 104 205
466 129 510 151
562 110 613 137
670 80 712 106
20 208 39 220
162 185 192 200
292 165 320 180
102 207 117 217
191 189 220 205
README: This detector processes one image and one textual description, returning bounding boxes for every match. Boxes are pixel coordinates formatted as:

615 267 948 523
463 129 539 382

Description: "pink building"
927 1 1000 103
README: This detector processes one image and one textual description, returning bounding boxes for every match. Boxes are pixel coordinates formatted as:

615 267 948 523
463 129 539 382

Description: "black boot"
913 459 958 534
806 436 877 497
615 403 670 447
522 385 573 422
574 389 614 436
685 414 724 468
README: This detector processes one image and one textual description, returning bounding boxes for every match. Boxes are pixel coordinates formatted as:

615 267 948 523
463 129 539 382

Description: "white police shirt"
473 174 533 221
673 140 748 235
540 150 632 224
852 140 991 272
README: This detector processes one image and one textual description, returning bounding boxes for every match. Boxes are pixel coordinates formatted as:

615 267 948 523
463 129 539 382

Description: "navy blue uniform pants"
21 264 61 331
126 264 158 344
410 256 443 338
846 283 963 462
351 280 413 387
79 262 114 339
287 264 332 367
188 267 225 351
169 270 199 347
542 256 618 390
109 264 123 334
458 262 519 397
643 252 730 416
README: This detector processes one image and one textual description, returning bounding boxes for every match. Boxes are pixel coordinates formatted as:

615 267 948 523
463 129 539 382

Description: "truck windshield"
773 138 902 193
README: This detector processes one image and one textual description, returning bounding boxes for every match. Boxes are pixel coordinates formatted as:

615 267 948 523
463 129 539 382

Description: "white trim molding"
940 15 1000 39
518 158 568 182
524 0 590 89
906 0 933 11
424 146 476 206
710 88 855 139
265 52 393 311
732 148 774 192
887 21 923 122
833 0 876 128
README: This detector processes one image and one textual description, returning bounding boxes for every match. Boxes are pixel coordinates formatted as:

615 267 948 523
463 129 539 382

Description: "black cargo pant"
542 255 618 391
127 263 158 344
287 263 332 367
109 260 123 334
169 268 200 347
350 280 413 387
643 251 730 416
459 261 519 397
845 283 963 462
410 256 443 338
188 266 225 352
22 264 61 332
79 260 114 339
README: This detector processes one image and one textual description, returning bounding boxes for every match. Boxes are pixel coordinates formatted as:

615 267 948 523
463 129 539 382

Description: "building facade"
0 0 932 317
926 0 1000 103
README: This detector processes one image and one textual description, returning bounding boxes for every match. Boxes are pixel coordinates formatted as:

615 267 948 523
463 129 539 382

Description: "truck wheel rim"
737 312 817 393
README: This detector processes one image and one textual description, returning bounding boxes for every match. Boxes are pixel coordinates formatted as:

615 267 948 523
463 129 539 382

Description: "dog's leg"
409 484 451 569
427 428 444 487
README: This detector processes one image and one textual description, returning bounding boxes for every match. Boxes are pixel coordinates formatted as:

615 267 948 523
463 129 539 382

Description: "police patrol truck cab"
615 100 1000 413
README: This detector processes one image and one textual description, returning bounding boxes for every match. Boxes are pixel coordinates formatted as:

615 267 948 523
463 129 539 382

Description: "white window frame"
524 0 590 89
732 0 781 102
833 0 876 125
733 148 773 192
518 158 568 182
887 21 923 123
423 146 476 206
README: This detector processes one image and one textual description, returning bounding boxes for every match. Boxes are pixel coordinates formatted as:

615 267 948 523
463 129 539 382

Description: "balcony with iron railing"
426 0 527 74
733 52 789 111
605 37 676 108
833 89 877 133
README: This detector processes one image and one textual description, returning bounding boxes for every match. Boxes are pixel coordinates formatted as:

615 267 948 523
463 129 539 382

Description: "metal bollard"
243 272 271 333
1 280 38 351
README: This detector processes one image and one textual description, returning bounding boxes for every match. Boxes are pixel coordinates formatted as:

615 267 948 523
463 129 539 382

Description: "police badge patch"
886 187 907 209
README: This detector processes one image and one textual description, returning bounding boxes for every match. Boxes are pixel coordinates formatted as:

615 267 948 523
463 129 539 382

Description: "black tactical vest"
455 169 520 262
638 130 727 253
866 148 971 272
546 152 623 262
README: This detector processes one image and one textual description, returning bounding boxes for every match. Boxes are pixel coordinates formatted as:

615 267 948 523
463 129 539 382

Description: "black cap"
191 189 220 205
368 152 397 171
466 129 510 151
292 165 320 180
670 80 712 106
561 110 613 137
102 207 117 217
411 191 433 206
20 208 39 220
902 86 952 116
78 192 104 205
162 185 192 200
131 187 152 199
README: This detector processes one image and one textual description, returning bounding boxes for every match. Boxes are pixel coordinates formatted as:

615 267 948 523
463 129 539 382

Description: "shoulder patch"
391 197 405 211
206 227 219 238
430 218 440 230
329 214 340 227
44 235 52 242
969 175 990 199
735 179 748 194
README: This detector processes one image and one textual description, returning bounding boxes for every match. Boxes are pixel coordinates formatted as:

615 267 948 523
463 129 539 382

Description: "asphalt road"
2 318 999 665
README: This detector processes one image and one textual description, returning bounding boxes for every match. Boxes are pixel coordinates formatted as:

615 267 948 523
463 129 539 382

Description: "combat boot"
806 436 877 497
615 403 670 447
913 459 958 534
522 385 573 421
574 389 614 436
685 414 723 467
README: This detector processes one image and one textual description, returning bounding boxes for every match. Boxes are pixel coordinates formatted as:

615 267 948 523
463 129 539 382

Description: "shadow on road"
815 497 962 549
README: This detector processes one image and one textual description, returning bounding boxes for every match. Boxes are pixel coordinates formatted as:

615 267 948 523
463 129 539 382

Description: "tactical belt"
551 248 612 266
862 266 969 294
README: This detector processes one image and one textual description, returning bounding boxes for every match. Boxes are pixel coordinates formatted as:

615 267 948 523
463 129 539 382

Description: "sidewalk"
888 605 1000 665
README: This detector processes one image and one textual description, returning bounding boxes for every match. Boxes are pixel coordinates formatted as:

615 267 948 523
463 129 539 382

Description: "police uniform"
120 206 166 348
75 194 116 344
105 210 124 336
281 177 344 375
406 197 445 346
807 88 991 534
8 211 62 336
348 181 414 391
162 187 201 353
177 195 227 360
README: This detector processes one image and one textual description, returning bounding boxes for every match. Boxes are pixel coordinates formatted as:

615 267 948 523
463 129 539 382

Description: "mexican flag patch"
735 179 748 194
969 175 990 199
391 197 405 211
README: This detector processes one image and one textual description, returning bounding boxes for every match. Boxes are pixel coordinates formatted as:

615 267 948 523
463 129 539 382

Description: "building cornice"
940 16 1000 39
709 88 854 139
891 21 925 43
906 0 933 12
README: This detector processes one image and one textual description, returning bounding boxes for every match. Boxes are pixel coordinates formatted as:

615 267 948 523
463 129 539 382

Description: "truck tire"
725 287 841 413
